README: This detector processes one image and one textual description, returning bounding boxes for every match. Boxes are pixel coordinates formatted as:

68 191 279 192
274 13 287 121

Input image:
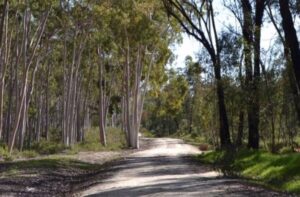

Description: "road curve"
78 138 290 197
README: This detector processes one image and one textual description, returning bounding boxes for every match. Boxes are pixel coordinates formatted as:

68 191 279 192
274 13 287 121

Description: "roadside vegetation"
0 127 128 195
0 127 126 161
196 149 300 195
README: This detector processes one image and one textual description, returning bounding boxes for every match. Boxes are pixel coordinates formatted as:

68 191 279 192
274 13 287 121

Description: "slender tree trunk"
125 40 132 147
9 8 49 154
98 50 107 146
236 111 244 147
45 62 50 140
0 0 9 140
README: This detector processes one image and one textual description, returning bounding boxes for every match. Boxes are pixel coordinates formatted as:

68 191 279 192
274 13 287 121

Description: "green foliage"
19 150 39 158
31 140 66 155
279 147 295 154
0 146 11 161
140 128 155 138
143 69 189 136
49 128 63 143
196 150 300 194
69 127 126 153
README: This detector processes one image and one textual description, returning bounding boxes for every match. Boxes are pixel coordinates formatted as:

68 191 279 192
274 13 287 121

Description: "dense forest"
0 0 300 157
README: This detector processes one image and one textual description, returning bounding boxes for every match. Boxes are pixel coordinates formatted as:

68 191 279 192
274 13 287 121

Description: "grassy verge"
0 127 128 195
196 149 300 194
67 127 127 154
0 127 127 161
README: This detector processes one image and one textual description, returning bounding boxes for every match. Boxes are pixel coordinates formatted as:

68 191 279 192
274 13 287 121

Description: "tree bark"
241 0 265 149
279 0 300 123
0 0 8 140
98 49 107 146
279 0 300 89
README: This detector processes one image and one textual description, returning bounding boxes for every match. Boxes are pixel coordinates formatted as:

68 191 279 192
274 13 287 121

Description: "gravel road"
78 138 290 197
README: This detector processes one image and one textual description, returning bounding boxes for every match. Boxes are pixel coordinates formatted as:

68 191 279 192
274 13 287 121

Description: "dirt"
77 138 292 197
0 138 294 197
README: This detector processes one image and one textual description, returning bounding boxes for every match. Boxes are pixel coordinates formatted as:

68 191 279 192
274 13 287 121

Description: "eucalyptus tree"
278 0 300 124
7 1 50 154
0 0 9 141
162 0 232 148
240 0 267 149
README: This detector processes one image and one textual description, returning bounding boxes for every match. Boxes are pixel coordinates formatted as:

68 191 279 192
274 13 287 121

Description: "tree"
278 0 300 123
240 0 266 149
163 0 232 148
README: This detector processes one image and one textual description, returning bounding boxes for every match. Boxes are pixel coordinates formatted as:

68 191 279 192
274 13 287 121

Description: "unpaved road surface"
78 138 289 197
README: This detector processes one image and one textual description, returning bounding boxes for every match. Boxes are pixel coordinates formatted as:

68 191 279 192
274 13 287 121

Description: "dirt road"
78 138 288 197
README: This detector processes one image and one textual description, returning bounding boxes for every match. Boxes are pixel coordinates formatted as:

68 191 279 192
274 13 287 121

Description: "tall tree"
163 0 232 148
237 0 266 149
279 0 300 123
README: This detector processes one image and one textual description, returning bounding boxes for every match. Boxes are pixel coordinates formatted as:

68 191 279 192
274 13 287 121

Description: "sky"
172 1 278 69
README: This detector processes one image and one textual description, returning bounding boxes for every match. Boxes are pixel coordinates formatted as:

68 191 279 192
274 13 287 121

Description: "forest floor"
0 138 294 197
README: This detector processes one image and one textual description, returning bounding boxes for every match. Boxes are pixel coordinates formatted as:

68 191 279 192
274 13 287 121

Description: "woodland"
0 0 300 195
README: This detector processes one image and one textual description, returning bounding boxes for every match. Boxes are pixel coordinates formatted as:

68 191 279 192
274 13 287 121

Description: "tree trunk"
241 0 264 149
248 0 264 149
98 50 107 146
45 62 50 140
279 0 300 89
0 0 9 140
214 59 231 148
279 0 300 123
236 111 244 147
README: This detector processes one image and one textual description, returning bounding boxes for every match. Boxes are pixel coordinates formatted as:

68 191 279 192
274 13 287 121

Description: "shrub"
266 142 285 153
279 146 294 154
0 146 10 160
140 128 155 138
31 140 66 155
21 150 38 158
68 127 127 153
49 128 62 143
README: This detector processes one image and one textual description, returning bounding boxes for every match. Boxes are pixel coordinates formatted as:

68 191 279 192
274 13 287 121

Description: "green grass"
67 127 127 154
196 149 300 194
0 127 127 160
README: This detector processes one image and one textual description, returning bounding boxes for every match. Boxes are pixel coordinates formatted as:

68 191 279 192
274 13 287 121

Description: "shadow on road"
81 138 288 197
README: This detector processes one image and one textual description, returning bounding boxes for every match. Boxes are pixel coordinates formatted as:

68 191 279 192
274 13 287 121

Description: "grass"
0 127 127 160
0 128 127 195
2 157 101 171
196 149 300 194
67 127 127 154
